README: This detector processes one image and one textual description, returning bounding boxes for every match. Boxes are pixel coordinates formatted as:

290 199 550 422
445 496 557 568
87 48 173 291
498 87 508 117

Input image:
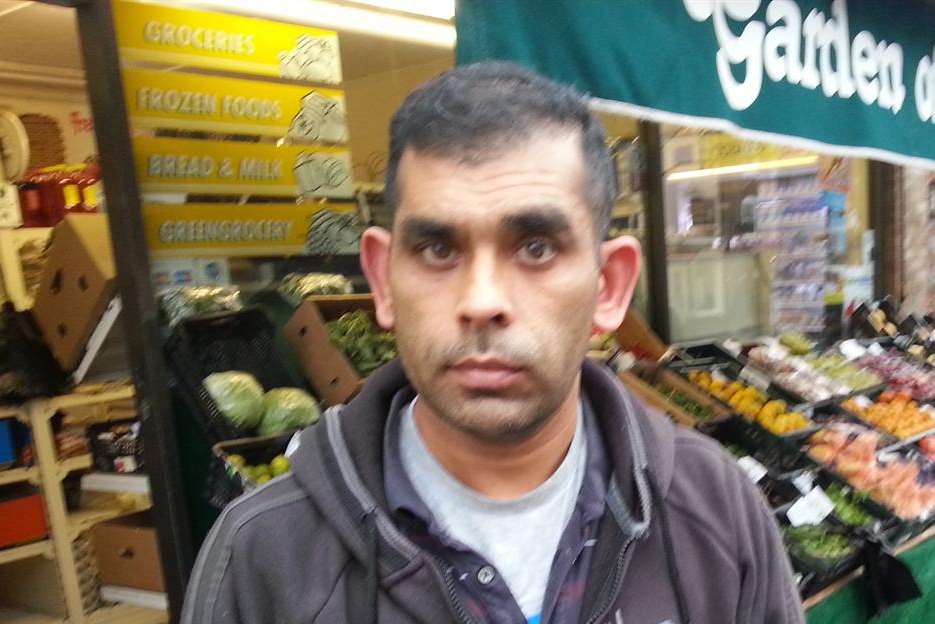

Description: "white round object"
0 109 30 180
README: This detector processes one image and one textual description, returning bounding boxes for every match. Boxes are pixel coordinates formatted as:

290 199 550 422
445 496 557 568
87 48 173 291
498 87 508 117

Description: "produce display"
204 371 265 430
825 483 874 527
651 382 716 422
747 345 881 402
842 392 935 440
807 425 935 520
920 436 935 462
278 272 353 301
687 370 810 435
326 310 397 375
783 524 857 564
258 388 320 437
857 350 935 401
779 332 816 356
203 372 320 436
226 452 291 485
160 286 242 327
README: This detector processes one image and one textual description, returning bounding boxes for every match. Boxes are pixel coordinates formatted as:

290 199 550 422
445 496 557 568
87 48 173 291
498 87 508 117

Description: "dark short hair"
385 61 616 239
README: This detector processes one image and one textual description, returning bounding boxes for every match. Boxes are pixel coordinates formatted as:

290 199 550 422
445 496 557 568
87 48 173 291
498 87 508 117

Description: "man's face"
378 130 603 441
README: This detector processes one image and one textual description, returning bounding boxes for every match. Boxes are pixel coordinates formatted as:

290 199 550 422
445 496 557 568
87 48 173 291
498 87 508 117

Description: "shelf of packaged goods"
66 503 151 541
0 609 61 624
0 539 54 566
85 604 168 624
0 465 39 486
58 454 93 479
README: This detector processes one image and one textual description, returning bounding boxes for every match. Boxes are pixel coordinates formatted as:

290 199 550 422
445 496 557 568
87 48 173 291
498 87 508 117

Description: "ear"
360 226 395 329
593 235 642 334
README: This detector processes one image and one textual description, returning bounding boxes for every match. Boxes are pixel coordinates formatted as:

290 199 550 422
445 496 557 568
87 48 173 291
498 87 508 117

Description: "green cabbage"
259 388 320 436
203 371 265 429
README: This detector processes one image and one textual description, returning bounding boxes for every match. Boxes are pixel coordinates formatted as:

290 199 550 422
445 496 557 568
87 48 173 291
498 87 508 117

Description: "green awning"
456 0 935 169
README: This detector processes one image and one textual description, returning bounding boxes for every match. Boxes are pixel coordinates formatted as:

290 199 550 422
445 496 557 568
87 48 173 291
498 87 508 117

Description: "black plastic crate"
207 432 295 508
163 307 307 444
700 415 812 476
87 419 144 473
781 521 864 599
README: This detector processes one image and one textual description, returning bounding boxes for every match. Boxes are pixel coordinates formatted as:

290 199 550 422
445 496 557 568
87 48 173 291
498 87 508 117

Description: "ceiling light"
666 156 819 181
184 0 456 48
346 0 454 20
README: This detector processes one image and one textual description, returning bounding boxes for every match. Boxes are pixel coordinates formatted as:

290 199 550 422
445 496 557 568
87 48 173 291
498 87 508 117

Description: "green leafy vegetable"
826 484 874 527
203 371 265 429
258 388 320 436
326 310 397 375
653 382 715 421
783 525 856 561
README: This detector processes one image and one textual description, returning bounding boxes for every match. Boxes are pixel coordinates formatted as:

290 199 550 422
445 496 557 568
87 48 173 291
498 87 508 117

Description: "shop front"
458 1 935 622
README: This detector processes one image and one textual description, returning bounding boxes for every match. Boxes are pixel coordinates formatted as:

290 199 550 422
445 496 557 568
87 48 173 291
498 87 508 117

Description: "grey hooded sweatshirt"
182 359 805 624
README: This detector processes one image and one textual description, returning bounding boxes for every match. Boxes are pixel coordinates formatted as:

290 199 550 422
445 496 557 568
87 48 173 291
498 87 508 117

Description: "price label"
787 486 835 527
839 339 868 361
740 366 771 391
792 472 815 495
850 395 873 409
722 339 742 357
868 342 886 356
737 456 768 484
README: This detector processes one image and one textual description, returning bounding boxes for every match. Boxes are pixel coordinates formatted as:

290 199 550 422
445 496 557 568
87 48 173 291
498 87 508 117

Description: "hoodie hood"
289 358 678 582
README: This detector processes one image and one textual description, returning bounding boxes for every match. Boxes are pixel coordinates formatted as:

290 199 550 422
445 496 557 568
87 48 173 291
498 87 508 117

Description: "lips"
447 358 526 391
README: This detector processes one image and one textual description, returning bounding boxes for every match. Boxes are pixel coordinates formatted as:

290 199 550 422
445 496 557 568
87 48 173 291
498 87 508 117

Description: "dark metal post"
74 1 193 618
868 161 899 301
638 120 672 343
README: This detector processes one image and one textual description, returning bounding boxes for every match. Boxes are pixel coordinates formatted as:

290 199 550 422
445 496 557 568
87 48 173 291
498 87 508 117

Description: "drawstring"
364 510 379 624
348 509 379 624
648 477 692 624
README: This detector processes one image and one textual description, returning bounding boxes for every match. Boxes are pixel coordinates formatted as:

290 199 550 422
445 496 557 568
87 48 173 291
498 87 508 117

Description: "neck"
412 381 581 500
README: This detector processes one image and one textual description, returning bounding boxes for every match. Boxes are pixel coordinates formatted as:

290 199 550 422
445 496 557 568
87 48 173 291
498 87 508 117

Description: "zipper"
431 555 478 624
584 535 637 624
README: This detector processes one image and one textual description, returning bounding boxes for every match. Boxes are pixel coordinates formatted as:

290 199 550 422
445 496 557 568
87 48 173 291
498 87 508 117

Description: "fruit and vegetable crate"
669 340 744 368
781 520 865 598
699 415 812 477
672 362 816 438
164 307 306 444
620 363 730 428
838 388 935 446
208 432 295 508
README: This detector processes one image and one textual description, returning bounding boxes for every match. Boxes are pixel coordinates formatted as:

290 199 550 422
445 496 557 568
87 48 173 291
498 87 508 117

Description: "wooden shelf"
0 406 26 423
46 388 135 414
0 608 61 623
0 540 53 566
58 454 93 479
67 504 151 540
85 604 167 624
0 466 38 486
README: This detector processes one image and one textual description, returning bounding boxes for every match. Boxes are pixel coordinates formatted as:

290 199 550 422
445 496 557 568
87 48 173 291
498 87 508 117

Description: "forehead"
394 130 590 230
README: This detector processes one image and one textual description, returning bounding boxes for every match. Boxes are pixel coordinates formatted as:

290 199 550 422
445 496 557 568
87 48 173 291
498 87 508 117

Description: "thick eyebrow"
397 217 457 247
502 208 573 240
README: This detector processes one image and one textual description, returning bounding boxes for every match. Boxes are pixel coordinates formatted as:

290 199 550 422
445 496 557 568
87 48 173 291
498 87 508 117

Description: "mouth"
447 357 527 392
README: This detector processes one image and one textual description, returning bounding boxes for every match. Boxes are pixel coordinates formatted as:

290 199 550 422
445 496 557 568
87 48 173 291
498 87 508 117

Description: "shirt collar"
383 388 610 530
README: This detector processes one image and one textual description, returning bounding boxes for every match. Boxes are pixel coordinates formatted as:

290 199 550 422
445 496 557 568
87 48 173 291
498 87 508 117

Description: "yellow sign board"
123 68 347 141
700 134 807 168
134 136 355 197
145 202 360 257
113 0 342 83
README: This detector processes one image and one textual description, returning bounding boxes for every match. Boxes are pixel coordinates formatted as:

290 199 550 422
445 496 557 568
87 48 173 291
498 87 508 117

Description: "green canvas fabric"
806 536 935 623
456 0 935 169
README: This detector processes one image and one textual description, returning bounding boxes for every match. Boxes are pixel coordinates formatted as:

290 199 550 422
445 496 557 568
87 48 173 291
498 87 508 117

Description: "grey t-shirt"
399 399 586 620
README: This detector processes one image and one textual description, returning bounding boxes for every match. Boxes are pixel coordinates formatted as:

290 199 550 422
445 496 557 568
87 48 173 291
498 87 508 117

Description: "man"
182 62 805 624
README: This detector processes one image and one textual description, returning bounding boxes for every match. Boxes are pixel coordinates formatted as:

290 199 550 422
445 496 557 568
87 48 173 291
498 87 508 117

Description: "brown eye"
517 238 557 265
420 241 459 268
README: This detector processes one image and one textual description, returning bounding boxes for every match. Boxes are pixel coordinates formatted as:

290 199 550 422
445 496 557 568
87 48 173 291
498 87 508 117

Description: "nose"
456 250 513 330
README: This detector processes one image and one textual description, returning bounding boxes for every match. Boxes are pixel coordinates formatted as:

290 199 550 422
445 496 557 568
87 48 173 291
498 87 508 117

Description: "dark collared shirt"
383 390 610 624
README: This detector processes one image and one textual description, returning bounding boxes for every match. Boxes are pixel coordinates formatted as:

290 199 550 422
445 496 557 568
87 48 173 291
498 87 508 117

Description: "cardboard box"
613 309 670 362
90 512 165 593
31 215 117 371
284 295 374 406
